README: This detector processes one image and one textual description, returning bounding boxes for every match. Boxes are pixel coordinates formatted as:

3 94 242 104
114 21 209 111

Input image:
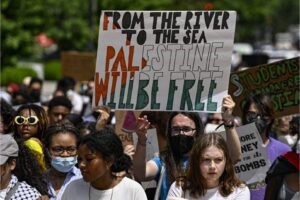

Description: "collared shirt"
48 167 82 200
0 175 41 200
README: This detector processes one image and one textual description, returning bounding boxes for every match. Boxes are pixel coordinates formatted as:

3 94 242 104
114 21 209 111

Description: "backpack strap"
154 165 166 200
5 181 20 200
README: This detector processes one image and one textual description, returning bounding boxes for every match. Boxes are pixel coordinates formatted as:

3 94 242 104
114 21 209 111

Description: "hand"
135 115 150 143
222 95 235 122
124 144 135 160
95 106 111 131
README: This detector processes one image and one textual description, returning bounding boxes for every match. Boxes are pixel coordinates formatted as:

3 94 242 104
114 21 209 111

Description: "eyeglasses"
51 146 77 155
14 116 39 125
171 126 196 135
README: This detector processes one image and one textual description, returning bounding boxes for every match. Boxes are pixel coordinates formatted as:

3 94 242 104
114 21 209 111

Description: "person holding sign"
133 95 242 200
241 94 291 200
167 133 250 200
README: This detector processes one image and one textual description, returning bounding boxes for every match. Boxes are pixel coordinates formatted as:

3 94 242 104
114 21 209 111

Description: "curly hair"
182 133 243 198
13 104 48 140
161 112 204 189
0 98 16 133
79 127 132 174
11 140 49 195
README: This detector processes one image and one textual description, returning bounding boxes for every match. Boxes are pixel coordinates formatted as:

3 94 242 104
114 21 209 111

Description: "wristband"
223 120 235 128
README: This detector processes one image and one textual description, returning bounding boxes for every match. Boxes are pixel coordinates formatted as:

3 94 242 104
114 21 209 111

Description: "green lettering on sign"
166 80 177 110
195 80 204 111
151 80 160 109
180 80 195 110
207 80 217 111
135 80 149 109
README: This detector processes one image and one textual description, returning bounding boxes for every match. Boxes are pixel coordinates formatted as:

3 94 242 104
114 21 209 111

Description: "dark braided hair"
11 140 49 195
79 127 132 174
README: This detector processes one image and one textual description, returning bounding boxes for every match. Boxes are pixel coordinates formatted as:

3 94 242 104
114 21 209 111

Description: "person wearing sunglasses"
241 94 291 200
13 104 49 171
43 123 82 200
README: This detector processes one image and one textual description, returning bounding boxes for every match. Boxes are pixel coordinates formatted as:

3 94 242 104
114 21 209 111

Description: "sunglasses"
14 116 39 125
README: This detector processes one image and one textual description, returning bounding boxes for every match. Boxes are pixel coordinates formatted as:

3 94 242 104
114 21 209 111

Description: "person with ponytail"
62 127 147 200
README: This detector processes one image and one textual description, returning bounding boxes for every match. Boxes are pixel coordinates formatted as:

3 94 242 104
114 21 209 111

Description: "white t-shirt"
167 182 250 200
61 177 147 200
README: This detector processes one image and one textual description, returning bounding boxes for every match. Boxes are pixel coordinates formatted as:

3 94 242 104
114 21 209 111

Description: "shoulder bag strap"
5 181 20 200
154 165 166 200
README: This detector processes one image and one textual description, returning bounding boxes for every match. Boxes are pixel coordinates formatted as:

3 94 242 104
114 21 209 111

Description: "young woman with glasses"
44 123 82 200
13 104 49 171
133 95 242 200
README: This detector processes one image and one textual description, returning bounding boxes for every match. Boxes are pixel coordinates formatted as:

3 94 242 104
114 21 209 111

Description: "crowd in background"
0 75 299 200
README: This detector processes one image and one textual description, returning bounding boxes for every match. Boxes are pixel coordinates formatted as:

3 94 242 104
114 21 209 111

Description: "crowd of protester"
0 75 299 200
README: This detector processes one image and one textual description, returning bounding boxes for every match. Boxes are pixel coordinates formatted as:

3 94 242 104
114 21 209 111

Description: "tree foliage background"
1 0 299 68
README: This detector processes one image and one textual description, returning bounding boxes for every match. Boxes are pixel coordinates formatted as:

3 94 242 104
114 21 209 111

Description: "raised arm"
95 106 110 131
222 95 242 164
132 115 160 181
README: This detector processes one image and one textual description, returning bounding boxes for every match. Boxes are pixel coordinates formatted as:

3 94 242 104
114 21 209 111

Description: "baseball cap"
0 134 19 165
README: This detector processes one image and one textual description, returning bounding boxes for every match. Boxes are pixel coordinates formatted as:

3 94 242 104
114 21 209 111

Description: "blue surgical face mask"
51 156 77 173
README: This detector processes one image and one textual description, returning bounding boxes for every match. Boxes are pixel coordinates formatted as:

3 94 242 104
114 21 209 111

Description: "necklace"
88 184 114 200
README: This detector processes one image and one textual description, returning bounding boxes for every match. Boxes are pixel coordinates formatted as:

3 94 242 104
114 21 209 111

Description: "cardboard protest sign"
114 110 141 145
221 123 270 187
61 51 96 81
235 124 270 186
229 57 300 118
93 11 237 112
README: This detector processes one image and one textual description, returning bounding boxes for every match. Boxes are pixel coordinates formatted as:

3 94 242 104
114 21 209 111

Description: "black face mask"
246 118 268 134
254 118 268 134
245 112 269 134
170 135 194 160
